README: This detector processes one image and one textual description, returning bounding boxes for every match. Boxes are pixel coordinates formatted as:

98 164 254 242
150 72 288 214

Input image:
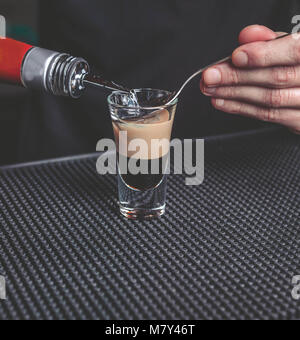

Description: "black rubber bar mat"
0 128 299 319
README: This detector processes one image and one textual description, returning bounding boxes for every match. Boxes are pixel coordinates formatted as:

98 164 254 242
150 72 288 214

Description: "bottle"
0 37 89 98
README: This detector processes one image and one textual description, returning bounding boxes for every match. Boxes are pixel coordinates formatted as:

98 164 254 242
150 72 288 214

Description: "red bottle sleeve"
0 37 33 84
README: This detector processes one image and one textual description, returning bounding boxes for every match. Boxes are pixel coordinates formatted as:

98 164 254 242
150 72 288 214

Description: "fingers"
238 25 277 45
202 62 300 89
201 25 300 133
232 33 300 68
211 98 300 130
204 85 300 109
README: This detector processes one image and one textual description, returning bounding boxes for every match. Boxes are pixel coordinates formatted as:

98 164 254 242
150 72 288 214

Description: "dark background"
0 0 299 165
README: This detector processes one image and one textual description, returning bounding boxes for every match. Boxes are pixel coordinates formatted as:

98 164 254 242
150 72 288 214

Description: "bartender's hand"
201 25 300 133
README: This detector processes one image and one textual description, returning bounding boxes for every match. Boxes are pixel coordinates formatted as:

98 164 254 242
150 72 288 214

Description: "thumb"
238 25 277 45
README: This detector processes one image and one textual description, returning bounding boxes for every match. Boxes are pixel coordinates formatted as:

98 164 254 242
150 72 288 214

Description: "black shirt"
18 0 298 161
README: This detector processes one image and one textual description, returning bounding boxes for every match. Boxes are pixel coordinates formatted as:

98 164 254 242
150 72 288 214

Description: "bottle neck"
21 47 90 98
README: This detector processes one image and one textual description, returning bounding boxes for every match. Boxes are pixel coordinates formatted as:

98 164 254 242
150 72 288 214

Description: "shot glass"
108 88 178 219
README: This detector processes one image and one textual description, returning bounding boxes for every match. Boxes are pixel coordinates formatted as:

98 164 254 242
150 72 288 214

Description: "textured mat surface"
0 128 299 320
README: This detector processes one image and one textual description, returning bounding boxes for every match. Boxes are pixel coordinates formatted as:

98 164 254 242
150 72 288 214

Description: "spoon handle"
167 33 292 105
168 56 231 104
